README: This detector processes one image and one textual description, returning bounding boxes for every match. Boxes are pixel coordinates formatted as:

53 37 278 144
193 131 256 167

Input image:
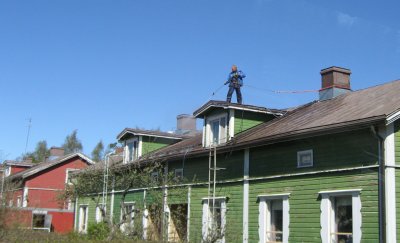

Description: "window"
5 166 11 177
126 139 139 163
65 169 79 185
319 189 361 243
297 150 313 168
32 210 51 231
8 199 13 207
79 205 89 233
202 198 226 243
258 194 290 243
32 214 45 228
120 202 135 233
16 196 22 207
96 204 105 223
174 168 183 180
206 115 227 146
151 171 159 183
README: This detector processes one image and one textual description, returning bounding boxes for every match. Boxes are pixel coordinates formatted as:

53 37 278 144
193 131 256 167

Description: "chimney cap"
320 66 351 75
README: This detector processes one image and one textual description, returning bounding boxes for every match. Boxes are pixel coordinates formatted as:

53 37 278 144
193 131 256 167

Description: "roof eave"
143 116 386 161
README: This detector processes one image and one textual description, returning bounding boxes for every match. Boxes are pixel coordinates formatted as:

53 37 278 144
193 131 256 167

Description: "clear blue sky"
1 0 399 160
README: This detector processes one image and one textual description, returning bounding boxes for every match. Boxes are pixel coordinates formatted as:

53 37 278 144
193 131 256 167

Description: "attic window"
124 138 139 163
297 150 313 168
205 114 227 147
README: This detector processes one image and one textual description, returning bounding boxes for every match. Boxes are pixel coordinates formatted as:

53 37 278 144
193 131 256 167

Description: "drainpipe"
371 125 385 243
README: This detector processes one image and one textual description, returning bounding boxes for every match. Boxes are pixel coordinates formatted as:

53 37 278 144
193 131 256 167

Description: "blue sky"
1 0 399 160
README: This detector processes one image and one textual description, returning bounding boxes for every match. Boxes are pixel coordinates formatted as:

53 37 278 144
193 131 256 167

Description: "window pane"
127 142 134 161
332 196 352 243
211 120 220 144
267 200 283 243
220 117 226 143
33 214 46 228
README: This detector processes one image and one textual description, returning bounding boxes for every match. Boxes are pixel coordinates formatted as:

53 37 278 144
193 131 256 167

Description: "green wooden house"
76 66 400 243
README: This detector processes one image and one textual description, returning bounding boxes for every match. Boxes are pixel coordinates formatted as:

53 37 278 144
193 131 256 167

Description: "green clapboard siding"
250 129 378 177
77 195 112 225
234 110 272 135
189 182 244 243
396 169 400 241
141 136 176 156
248 169 379 242
113 190 145 222
395 121 400 165
168 150 244 183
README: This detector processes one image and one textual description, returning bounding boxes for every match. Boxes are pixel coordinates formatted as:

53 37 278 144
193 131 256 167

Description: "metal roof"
116 128 186 141
8 153 94 181
138 79 400 161
193 100 285 118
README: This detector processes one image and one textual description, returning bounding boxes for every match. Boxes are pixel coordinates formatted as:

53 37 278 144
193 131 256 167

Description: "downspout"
371 125 385 243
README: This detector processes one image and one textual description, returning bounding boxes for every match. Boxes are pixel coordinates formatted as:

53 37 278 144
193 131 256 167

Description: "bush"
87 222 110 240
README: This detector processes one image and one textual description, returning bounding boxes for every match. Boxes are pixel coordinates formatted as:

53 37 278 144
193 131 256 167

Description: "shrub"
87 222 110 240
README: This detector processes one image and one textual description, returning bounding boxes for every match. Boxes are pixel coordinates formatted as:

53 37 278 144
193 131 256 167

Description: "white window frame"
124 138 139 163
297 149 313 168
174 168 183 180
96 204 105 223
258 193 290 243
319 189 362 243
23 187 28 207
120 202 135 233
5 166 11 177
65 168 79 185
16 196 22 207
205 114 228 147
78 205 89 233
202 197 227 243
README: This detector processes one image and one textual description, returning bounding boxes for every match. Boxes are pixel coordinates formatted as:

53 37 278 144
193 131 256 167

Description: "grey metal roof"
3 160 35 167
193 100 286 118
117 128 186 141
138 79 400 161
8 153 94 181
234 79 400 145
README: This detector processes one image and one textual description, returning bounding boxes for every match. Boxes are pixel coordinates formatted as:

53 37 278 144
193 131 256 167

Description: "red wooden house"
2 148 94 233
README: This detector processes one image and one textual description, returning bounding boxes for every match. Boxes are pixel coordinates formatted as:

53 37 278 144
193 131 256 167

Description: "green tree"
21 140 50 163
91 140 104 162
62 130 83 155
34 140 50 162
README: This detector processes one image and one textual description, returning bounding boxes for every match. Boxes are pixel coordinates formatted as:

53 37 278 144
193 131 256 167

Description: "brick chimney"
49 147 65 158
319 66 351 101
176 114 197 136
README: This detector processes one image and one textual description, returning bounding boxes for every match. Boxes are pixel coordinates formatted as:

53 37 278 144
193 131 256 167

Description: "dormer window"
125 138 139 163
206 114 227 147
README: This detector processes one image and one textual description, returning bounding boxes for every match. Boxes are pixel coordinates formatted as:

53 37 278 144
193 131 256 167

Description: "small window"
8 199 13 207
258 194 290 243
96 204 105 223
79 205 88 233
206 115 227 146
120 202 135 233
16 196 22 207
174 168 183 180
297 150 313 168
319 189 361 243
331 196 353 242
202 198 226 242
65 169 79 185
151 172 159 183
126 140 138 162
32 214 46 228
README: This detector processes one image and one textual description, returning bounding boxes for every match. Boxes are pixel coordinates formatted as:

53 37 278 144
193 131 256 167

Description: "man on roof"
224 65 246 104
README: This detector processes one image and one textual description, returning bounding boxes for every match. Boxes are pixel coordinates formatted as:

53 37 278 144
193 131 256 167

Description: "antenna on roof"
24 118 32 154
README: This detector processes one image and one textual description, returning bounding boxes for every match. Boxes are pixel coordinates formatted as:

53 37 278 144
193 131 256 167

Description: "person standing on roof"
225 65 246 104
